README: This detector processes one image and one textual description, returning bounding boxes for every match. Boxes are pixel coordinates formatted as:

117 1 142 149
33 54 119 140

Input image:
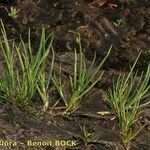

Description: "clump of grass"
36 48 55 111
105 52 150 145
52 35 112 115
79 125 99 146
0 20 53 106
5 7 20 19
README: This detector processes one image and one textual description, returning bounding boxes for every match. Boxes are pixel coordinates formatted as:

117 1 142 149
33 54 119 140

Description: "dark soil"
0 0 150 150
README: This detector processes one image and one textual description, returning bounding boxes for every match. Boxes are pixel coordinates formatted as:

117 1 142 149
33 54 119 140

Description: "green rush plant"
36 48 55 111
0 20 53 106
5 7 20 19
113 19 123 27
0 25 16 103
105 52 150 145
79 125 99 146
52 35 112 115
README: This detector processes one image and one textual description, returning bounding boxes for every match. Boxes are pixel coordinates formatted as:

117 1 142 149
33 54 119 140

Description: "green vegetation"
37 48 55 111
79 125 99 146
0 20 53 106
0 0 149 148
5 7 20 19
113 19 123 27
105 52 150 144
0 18 149 146
52 35 112 115
0 20 111 114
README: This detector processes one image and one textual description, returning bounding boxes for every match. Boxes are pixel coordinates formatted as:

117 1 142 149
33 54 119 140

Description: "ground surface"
0 0 150 150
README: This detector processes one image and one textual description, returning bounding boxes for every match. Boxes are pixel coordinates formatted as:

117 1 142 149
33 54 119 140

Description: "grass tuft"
0 20 53 106
36 47 55 111
52 35 112 115
105 52 150 144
